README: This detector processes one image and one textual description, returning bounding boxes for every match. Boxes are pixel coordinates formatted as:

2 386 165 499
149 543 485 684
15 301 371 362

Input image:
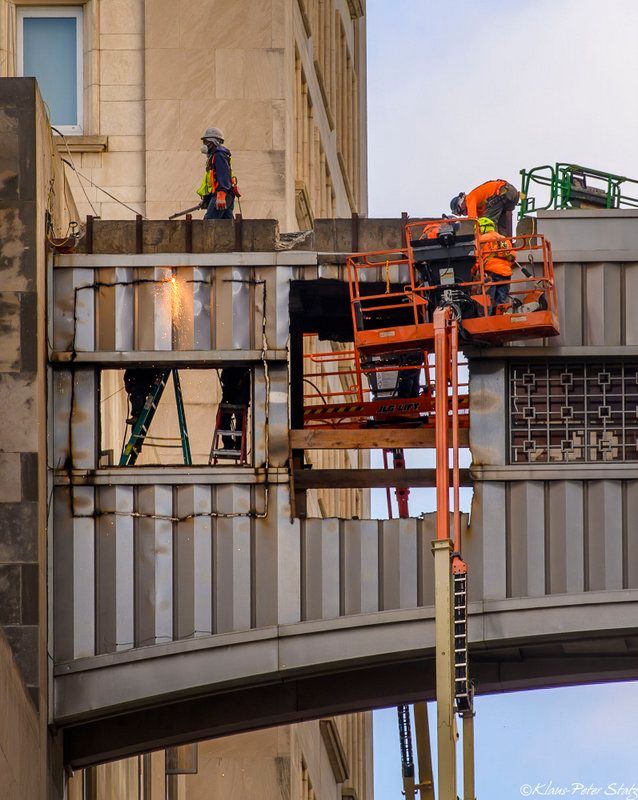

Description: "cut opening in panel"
100 367 252 467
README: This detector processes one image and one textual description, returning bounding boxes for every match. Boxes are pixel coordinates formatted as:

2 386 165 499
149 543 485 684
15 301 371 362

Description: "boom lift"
302 215 559 798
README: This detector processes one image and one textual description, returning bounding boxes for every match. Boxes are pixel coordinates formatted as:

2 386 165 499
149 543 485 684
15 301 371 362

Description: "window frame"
16 5 84 135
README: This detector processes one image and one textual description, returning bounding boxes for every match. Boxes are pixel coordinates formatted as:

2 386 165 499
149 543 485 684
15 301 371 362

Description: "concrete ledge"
472 464 638 481
55 135 108 153
57 589 638 766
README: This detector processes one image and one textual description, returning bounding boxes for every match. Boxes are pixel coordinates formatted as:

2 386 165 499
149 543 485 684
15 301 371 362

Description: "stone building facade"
0 0 368 228
0 2 372 799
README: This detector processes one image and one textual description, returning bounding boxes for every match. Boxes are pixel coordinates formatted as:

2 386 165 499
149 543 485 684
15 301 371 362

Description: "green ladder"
119 369 192 466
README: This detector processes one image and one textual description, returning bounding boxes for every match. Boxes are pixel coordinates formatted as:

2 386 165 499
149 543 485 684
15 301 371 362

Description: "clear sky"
366 1 638 795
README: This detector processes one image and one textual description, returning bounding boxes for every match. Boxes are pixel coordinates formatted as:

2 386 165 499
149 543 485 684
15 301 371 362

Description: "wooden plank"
289 427 469 450
294 468 472 490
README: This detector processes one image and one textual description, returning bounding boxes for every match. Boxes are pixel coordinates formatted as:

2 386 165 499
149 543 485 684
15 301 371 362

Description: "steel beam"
293 468 472 489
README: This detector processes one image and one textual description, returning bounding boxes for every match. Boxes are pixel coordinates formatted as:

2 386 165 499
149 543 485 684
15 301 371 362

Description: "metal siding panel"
253 488 278 628
114 487 135 652
275 267 292 350
302 519 323 621
72 369 97 470
96 487 117 654
588 481 623 591
154 486 174 642
154 267 173 350
136 268 155 350
192 486 213 637
114 267 134 351
53 487 74 662
214 485 252 633
252 367 267 468
214 267 234 350
173 267 194 351
553 263 583 346
478 482 507 600
585 263 621 346
342 520 363 615
547 481 585 594
175 486 196 639
94 486 134 654
276 487 302 626
53 370 71 468
509 482 545 598
463 494 484 603
192 267 212 350
96 267 116 351
381 519 418 610
232 267 252 349
302 518 339 621
72 487 95 659
626 481 638 589
343 520 379 615
624 263 638 345
417 515 436 607
136 486 173 646
53 268 75 350
267 365 290 468
72 269 96 352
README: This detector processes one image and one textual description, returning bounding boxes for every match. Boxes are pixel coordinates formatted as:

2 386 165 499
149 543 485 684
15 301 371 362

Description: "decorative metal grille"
510 362 638 463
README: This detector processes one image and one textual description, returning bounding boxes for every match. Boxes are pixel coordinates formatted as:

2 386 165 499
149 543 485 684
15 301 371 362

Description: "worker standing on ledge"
478 216 515 310
197 127 240 220
450 179 519 235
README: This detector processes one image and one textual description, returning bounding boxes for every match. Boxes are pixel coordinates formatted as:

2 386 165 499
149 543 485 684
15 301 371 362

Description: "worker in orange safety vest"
197 126 240 220
478 216 515 309
450 179 519 235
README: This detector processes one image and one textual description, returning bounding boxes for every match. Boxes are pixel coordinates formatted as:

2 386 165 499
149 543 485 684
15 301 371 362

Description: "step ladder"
119 369 192 466
208 402 248 465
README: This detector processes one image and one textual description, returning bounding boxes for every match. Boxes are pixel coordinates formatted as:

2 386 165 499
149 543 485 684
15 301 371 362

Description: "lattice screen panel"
510 362 638 463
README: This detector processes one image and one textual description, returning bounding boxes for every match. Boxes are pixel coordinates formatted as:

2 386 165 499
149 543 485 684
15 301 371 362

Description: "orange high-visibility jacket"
465 179 508 219
479 230 514 277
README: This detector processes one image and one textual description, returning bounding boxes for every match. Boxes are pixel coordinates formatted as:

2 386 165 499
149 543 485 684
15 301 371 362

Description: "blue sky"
366 1 638 794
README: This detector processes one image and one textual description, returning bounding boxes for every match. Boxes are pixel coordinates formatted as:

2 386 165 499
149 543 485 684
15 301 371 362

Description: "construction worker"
197 127 239 220
450 179 519 235
478 216 515 309
124 369 163 426
218 367 250 450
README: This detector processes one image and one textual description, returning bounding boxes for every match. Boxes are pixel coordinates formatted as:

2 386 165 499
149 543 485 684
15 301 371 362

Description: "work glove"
215 191 227 210
199 193 212 209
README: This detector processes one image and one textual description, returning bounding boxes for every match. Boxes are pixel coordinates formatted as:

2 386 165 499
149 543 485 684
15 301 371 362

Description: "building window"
17 6 83 133
510 362 638 463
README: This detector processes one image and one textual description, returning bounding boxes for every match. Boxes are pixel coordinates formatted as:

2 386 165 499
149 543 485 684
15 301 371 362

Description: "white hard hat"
201 126 224 142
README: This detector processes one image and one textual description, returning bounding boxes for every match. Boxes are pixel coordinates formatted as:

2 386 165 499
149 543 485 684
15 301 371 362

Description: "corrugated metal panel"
342 519 379 615
380 519 418 611
52 369 97 470
302 518 340 621
52 264 293 354
214 485 252 633
469 479 638 600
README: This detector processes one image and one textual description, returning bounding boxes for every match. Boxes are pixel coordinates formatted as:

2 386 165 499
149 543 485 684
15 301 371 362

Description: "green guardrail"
518 163 638 219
